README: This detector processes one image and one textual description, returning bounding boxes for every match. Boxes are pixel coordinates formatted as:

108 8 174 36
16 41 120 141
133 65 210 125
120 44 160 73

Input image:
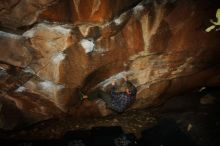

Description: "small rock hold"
138 125 142 128
113 118 119 123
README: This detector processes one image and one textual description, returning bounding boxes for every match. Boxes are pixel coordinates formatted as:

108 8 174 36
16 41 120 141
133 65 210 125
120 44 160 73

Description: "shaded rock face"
0 0 220 129
40 0 142 24
0 0 58 28
0 64 62 130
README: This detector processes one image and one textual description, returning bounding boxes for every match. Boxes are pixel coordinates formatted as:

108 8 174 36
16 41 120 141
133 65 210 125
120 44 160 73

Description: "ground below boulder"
0 87 219 146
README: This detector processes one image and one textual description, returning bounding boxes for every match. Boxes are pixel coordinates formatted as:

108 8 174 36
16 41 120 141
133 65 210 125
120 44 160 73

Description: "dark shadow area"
155 86 220 146
139 119 196 146
0 123 196 146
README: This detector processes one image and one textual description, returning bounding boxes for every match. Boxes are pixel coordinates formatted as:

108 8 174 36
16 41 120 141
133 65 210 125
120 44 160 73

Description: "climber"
80 77 137 113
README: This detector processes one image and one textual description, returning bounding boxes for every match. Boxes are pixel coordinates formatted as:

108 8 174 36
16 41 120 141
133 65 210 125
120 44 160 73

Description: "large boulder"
0 0 220 128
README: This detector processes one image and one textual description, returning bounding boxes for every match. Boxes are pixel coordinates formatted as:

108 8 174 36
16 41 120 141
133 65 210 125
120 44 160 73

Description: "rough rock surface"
39 0 142 24
0 31 31 67
0 64 62 130
0 0 220 130
0 0 58 28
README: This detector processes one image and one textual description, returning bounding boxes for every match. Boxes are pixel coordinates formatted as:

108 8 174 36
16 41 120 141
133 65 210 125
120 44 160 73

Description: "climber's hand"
111 80 116 86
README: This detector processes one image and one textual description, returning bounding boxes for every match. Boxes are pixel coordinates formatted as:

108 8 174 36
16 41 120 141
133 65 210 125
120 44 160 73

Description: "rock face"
0 64 62 130
0 0 220 129
0 31 31 67
0 0 58 28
